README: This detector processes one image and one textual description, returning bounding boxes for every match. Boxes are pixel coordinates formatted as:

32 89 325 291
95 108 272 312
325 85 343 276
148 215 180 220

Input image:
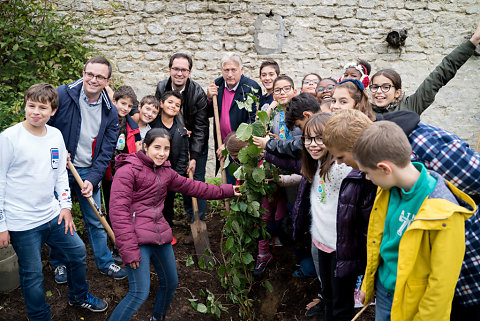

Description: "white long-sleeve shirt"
0 123 71 232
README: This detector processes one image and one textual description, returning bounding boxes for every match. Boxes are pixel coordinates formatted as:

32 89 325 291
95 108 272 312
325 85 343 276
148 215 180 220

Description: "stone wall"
57 0 480 175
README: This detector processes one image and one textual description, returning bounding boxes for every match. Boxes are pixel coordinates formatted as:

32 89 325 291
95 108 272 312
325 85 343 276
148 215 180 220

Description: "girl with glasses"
370 20 480 115
315 78 338 104
301 73 322 96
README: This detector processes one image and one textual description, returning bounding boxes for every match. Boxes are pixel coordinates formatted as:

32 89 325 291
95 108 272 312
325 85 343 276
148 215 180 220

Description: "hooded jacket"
361 171 476 321
109 151 234 264
372 40 476 115
50 79 119 188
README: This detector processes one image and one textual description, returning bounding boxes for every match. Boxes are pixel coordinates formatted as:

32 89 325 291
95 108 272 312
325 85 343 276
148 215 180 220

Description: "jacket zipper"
153 166 162 238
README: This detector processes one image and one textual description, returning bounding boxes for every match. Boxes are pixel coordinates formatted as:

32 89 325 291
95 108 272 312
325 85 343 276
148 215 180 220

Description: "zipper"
153 166 162 238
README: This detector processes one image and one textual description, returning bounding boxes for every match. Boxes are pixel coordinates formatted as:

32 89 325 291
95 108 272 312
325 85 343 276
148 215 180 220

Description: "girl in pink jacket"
108 128 239 321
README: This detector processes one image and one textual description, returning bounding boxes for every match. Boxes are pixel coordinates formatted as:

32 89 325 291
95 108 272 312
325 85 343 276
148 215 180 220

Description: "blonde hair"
323 109 373 152
352 120 412 169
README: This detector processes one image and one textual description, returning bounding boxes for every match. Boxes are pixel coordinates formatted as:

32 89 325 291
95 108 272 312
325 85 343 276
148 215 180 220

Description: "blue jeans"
183 145 208 221
10 215 89 321
375 279 393 321
109 244 178 320
51 167 113 270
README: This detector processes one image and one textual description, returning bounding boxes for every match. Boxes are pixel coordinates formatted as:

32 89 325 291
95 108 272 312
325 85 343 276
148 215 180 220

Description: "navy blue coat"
50 79 119 188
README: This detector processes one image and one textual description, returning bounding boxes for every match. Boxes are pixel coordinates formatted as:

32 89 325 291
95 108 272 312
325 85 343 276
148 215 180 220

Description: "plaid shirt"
410 122 480 306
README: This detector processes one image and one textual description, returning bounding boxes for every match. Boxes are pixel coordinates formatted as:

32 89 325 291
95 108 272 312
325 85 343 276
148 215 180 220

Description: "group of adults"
48 51 261 281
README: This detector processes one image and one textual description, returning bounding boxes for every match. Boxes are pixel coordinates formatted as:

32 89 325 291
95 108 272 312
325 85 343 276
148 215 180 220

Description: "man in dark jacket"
49 57 126 281
206 52 261 183
131 53 209 223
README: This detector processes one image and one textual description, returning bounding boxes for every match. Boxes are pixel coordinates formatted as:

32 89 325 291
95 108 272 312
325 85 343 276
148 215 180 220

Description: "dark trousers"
317 249 356 321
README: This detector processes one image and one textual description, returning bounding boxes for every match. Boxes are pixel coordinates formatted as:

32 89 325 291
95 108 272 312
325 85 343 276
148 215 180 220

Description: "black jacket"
167 118 189 176
153 77 208 160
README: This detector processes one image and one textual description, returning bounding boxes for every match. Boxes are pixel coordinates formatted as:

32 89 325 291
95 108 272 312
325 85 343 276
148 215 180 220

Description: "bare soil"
0 201 374 321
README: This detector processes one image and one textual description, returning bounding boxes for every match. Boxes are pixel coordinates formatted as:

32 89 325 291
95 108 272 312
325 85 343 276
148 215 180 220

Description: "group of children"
1 20 480 321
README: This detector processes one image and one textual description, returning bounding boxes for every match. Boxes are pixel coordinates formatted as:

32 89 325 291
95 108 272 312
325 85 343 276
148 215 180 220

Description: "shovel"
188 171 214 265
212 91 230 211
68 161 116 244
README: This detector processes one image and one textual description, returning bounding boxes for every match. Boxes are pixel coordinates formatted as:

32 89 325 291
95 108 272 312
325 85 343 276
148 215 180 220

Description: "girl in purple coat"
108 128 239 321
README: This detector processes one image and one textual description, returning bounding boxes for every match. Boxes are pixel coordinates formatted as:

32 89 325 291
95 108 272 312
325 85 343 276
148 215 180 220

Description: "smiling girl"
108 128 239 321
370 20 480 115
330 79 375 121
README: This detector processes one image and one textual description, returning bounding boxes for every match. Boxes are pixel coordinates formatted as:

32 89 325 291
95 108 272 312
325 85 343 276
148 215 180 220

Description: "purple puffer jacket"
335 169 377 278
110 151 234 264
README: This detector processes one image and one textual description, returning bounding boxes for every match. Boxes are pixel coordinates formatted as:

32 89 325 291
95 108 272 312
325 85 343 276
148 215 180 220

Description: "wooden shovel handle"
188 171 200 220
67 161 116 244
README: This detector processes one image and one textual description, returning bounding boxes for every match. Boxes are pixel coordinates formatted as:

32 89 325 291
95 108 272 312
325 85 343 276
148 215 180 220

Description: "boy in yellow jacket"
352 121 476 321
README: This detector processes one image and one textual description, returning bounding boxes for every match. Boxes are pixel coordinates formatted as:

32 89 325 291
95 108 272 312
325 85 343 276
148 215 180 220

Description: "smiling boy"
0 83 108 319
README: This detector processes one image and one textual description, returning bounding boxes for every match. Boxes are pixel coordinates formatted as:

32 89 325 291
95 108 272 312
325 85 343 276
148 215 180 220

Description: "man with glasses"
132 53 209 228
49 56 127 281
206 52 261 184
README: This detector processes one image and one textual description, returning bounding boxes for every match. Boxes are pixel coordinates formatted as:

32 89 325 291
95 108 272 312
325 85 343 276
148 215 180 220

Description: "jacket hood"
375 110 420 136
114 151 171 172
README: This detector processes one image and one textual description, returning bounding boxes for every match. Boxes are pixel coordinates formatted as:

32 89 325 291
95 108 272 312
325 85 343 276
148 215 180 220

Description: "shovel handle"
67 161 116 244
188 171 201 221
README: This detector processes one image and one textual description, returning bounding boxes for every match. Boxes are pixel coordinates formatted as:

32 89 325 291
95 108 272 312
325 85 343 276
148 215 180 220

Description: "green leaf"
186 256 194 267
196 303 208 313
236 123 252 141
232 274 241 287
264 280 274 292
225 236 235 250
252 120 266 137
45 290 52 297
239 202 247 212
257 110 270 126
231 221 241 234
237 147 249 164
252 167 266 183
12 43 19 51
222 154 230 169
242 252 254 265
199 289 206 297
198 256 206 269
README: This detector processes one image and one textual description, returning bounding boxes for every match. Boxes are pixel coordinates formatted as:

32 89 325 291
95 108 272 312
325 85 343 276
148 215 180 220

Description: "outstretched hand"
233 185 242 196
470 18 480 46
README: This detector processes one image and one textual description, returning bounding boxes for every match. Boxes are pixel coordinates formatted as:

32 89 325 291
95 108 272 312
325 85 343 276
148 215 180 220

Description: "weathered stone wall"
57 0 480 168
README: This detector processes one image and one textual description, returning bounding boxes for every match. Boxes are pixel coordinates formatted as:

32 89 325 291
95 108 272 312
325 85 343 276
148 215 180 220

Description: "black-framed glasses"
83 71 108 82
369 83 393 93
316 85 335 93
170 67 190 74
303 79 320 86
273 85 293 95
302 135 323 145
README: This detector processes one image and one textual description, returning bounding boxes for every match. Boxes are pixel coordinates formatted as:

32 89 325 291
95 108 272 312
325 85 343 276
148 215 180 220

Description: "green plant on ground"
71 201 84 236
0 0 92 131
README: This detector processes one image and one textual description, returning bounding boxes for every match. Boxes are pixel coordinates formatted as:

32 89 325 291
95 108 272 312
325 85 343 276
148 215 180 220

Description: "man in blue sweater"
49 57 127 282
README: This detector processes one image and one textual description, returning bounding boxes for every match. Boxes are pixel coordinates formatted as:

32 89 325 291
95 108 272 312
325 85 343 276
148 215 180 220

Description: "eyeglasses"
171 67 190 74
302 135 323 145
303 79 320 86
83 71 108 82
273 85 293 95
316 85 335 93
369 83 393 93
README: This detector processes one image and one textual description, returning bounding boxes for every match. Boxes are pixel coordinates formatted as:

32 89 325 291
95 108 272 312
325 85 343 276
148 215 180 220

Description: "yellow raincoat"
361 176 476 321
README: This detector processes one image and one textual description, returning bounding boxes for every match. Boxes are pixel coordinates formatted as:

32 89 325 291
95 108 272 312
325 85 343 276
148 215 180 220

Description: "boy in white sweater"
0 83 107 320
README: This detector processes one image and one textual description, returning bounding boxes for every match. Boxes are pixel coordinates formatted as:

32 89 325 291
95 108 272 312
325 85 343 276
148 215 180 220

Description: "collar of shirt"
224 81 240 92
171 83 186 94
80 87 102 108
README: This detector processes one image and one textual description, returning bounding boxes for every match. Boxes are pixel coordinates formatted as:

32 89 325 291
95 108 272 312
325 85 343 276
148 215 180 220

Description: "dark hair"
84 56 112 78
302 73 322 83
301 113 335 183
169 53 193 71
357 59 371 76
335 81 375 121
143 128 171 149
371 69 402 89
259 60 280 76
139 95 160 110
113 85 137 104
160 90 183 103
24 83 59 110
273 75 294 89
285 92 320 130
318 77 338 86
